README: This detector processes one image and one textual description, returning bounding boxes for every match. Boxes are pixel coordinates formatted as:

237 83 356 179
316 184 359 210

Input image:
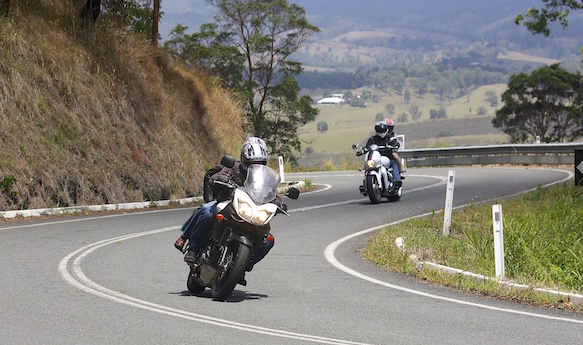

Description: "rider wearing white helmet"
175 137 278 285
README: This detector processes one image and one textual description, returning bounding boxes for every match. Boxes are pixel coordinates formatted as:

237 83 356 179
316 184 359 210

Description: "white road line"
56 173 446 344
323 169 583 324
301 184 332 195
58 227 371 345
290 175 447 213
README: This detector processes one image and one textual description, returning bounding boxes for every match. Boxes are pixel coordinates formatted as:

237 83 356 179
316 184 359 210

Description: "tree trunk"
79 0 101 22
0 0 10 17
151 0 160 46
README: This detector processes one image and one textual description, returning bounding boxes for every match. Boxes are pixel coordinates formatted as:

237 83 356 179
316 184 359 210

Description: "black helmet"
374 121 388 138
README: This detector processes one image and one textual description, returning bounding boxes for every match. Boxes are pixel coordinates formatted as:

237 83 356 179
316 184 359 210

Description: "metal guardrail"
399 143 583 167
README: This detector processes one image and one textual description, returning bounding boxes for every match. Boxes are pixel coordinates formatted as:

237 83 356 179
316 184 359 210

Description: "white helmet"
241 137 268 165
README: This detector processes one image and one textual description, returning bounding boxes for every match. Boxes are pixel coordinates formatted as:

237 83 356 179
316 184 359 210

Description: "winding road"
1 167 581 344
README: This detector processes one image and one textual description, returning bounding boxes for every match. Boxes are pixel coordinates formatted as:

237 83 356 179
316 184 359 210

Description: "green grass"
364 183 583 312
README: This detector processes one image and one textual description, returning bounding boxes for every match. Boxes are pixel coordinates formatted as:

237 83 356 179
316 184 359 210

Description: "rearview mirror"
220 155 235 168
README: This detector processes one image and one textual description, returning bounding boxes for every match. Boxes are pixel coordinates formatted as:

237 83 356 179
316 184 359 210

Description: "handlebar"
354 144 399 156
213 180 239 189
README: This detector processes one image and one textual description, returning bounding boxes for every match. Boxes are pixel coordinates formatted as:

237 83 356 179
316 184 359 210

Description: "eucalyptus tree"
493 64 583 143
515 0 583 37
173 0 320 160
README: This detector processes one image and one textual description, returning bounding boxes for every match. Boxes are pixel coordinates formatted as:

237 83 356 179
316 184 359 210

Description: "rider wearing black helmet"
366 118 405 183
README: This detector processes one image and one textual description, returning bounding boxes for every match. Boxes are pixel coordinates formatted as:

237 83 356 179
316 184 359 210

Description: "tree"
375 113 384 122
409 103 422 121
78 0 101 22
384 103 395 115
477 106 488 115
515 0 583 37
493 64 583 143
484 90 498 107
192 0 320 161
429 107 447 120
404 89 411 104
317 121 328 133
102 0 162 42
164 23 245 88
411 78 428 96
151 0 160 46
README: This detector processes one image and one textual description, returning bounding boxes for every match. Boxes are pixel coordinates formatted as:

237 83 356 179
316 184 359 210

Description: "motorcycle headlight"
233 190 276 225
366 159 376 168
252 210 271 224
238 201 254 219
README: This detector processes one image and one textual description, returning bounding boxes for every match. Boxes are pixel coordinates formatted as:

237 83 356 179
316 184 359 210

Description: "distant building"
316 95 344 105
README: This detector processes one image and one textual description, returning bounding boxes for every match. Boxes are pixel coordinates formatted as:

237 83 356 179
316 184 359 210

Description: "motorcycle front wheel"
366 174 382 204
211 242 252 301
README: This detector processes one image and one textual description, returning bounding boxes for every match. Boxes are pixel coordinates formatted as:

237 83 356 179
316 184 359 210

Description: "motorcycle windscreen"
244 164 281 205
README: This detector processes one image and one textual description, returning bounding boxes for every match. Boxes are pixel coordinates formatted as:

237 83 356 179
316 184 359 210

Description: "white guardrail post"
492 204 505 279
278 156 285 183
443 170 455 236
396 134 405 169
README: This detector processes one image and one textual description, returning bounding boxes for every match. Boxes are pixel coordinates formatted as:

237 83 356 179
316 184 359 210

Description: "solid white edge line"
58 227 371 345
324 169 583 324
290 175 447 213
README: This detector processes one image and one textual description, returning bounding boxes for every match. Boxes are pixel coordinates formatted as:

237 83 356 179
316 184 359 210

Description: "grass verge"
364 182 583 313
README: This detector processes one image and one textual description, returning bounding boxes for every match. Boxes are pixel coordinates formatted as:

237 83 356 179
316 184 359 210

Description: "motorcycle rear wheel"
366 175 382 204
211 243 252 301
388 186 402 202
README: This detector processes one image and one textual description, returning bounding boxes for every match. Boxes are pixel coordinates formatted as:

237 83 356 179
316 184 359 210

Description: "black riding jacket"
366 132 400 158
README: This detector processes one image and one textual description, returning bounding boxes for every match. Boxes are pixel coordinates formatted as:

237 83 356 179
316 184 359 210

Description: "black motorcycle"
186 157 299 301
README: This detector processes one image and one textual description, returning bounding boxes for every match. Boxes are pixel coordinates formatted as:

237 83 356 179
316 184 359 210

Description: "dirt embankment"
0 3 244 211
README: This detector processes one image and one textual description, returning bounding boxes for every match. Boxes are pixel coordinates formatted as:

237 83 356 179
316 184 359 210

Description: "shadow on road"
175 290 268 302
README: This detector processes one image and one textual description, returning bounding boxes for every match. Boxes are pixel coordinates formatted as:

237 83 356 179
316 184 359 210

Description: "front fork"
217 232 254 270
361 169 388 194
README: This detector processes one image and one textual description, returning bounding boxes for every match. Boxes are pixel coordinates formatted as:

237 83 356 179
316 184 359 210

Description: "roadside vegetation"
0 2 244 210
364 182 583 313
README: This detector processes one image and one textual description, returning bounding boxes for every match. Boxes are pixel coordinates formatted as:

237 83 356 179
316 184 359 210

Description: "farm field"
300 84 510 156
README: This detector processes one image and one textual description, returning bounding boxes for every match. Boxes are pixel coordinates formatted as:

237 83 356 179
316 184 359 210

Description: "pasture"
300 84 510 155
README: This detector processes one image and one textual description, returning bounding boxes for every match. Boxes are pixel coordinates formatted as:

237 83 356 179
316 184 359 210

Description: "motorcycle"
186 157 299 301
352 142 402 204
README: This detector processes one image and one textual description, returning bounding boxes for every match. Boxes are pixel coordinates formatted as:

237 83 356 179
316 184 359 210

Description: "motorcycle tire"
388 186 402 202
187 272 206 294
211 242 252 301
366 175 382 204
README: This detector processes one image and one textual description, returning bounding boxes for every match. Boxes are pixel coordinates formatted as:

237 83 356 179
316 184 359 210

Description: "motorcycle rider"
365 118 404 185
174 137 281 285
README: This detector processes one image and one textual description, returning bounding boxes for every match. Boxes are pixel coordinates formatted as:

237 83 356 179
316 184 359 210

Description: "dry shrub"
0 3 245 210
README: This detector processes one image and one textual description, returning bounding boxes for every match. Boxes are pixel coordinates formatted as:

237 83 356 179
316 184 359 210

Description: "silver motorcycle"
353 143 402 204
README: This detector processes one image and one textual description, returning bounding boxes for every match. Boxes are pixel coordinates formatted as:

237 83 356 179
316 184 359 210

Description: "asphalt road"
1 167 581 345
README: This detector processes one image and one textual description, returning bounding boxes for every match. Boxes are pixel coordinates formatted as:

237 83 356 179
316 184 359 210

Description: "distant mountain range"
159 0 583 71
160 0 582 39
